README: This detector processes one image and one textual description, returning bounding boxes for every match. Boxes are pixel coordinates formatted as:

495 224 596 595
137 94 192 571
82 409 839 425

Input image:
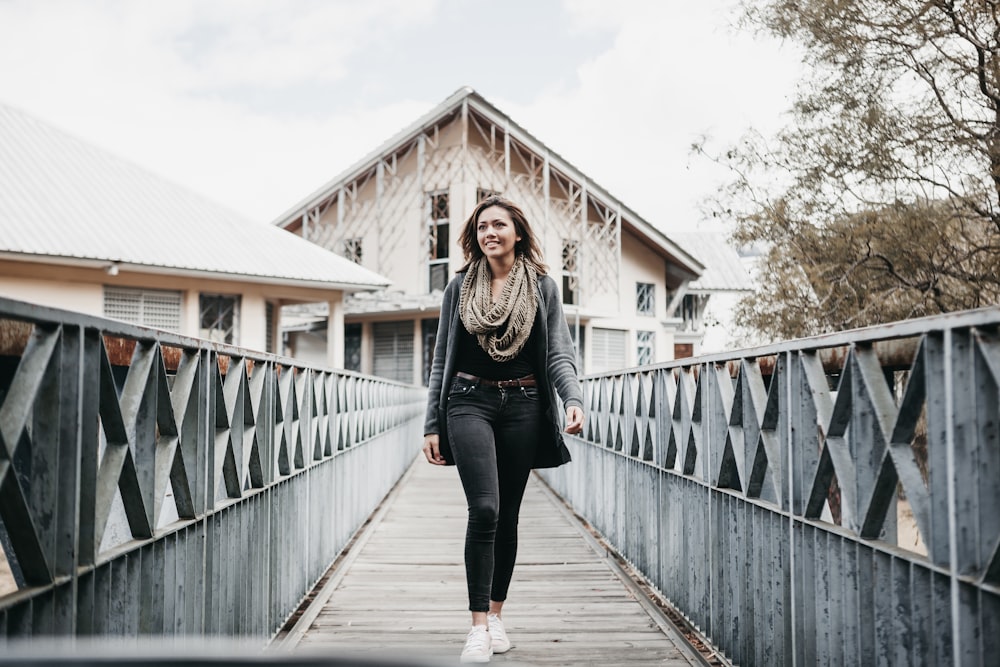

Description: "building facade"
276 88 749 384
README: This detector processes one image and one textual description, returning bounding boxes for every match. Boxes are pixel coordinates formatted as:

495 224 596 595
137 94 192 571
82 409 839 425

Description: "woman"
422 194 585 663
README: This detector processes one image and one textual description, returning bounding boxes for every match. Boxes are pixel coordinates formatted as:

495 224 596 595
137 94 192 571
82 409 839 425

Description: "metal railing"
540 307 1000 666
0 297 425 642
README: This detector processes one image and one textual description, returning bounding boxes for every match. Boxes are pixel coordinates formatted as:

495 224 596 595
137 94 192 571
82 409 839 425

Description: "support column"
240 294 267 352
326 296 345 369
461 100 469 165
360 322 373 375
183 289 200 338
337 187 345 229
580 182 588 310
412 319 422 386
504 120 511 188
376 161 385 274
543 155 551 251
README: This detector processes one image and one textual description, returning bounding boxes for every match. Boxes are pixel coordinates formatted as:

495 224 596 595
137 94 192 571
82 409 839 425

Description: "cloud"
171 0 441 90
0 0 800 232
0 0 440 222
502 0 801 231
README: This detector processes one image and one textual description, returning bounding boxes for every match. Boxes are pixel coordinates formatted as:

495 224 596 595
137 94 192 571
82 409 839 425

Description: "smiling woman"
422 194 585 663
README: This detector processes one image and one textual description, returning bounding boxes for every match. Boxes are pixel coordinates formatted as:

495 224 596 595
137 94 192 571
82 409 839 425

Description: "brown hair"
457 194 548 274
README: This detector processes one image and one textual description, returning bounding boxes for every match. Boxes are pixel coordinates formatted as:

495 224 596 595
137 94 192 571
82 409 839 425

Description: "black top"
455 317 539 379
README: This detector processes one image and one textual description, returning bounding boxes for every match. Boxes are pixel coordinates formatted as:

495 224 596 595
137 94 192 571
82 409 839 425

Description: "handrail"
0 297 425 641
541 305 1000 666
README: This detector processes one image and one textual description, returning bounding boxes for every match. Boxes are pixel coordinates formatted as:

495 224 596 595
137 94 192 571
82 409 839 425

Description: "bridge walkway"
278 458 709 666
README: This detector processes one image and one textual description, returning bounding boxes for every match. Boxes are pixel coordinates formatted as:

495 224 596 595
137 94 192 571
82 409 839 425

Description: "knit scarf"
459 255 538 362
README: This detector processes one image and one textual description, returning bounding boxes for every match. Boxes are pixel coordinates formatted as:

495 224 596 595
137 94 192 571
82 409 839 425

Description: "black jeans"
446 375 542 612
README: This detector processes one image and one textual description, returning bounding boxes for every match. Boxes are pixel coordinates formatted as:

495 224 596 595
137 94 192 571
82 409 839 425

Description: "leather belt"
455 371 537 388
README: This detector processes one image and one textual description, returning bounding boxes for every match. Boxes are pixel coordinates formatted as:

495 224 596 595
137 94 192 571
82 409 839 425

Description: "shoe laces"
464 625 491 652
487 614 505 634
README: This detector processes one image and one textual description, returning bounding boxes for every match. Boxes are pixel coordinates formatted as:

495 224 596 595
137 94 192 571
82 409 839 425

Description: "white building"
0 102 389 365
670 232 755 354
275 87 751 383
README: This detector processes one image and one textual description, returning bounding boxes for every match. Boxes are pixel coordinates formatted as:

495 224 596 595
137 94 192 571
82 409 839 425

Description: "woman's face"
476 205 521 262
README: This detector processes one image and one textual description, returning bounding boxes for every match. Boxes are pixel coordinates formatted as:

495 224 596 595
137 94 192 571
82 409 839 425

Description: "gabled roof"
273 87 704 279
0 103 390 291
673 232 753 292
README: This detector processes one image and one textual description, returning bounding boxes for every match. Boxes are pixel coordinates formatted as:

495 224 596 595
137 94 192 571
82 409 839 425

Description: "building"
670 231 755 355
0 102 390 366
275 87 751 383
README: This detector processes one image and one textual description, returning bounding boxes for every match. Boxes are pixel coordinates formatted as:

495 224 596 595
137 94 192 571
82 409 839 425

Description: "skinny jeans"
445 375 542 612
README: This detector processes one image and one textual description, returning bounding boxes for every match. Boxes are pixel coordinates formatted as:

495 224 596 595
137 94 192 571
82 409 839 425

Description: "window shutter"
104 287 182 332
373 321 414 383
591 328 627 373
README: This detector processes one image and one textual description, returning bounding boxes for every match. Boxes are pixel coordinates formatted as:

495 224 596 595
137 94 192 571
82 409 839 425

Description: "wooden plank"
291 460 700 666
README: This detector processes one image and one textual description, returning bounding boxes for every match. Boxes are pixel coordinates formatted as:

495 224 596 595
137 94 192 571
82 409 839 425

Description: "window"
373 321 414 383
636 282 655 316
429 264 448 293
428 191 449 292
637 330 655 366
679 294 697 323
103 286 182 331
672 293 705 331
343 237 363 264
591 328 627 374
344 323 362 372
431 191 449 220
562 240 579 305
199 294 240 345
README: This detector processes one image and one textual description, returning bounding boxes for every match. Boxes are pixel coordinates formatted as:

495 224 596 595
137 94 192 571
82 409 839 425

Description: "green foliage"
715 0 1000 340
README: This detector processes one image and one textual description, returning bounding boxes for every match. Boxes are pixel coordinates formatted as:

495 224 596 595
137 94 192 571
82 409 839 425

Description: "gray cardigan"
424 272 584 468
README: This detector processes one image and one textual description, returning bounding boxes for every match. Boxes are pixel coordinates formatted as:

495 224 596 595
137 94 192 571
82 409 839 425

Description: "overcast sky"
0 0 801 235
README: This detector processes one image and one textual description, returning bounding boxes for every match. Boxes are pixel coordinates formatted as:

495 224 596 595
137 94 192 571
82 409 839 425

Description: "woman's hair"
457 194 548 274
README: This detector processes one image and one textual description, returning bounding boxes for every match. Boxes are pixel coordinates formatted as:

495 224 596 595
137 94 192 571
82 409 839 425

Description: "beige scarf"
459 255 538 362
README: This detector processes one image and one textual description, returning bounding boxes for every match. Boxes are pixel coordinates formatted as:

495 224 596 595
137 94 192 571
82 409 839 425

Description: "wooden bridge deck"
278 459 706 666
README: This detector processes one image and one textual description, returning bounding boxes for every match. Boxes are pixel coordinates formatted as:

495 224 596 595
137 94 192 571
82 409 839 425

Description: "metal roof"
672 232 753 292
273 87 705 279
0 102 390 291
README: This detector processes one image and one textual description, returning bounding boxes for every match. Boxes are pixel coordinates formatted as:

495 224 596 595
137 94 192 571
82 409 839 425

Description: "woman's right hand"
423 434 446 465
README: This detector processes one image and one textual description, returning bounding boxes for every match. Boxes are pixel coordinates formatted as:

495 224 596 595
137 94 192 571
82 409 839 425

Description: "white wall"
0 274 104 315
0 259 344 355
288 329 330 367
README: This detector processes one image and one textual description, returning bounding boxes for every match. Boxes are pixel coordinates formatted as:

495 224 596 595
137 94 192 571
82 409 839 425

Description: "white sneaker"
487 613 511 653
460 624 493 663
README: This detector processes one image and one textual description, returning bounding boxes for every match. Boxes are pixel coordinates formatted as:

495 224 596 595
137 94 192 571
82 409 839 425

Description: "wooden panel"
674 343 694 360
292 461 699 665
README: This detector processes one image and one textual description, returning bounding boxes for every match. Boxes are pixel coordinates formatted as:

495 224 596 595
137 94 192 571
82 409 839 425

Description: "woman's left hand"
564 406 584 434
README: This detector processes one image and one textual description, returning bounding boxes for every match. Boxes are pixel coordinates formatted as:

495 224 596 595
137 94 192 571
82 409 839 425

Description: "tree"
710 0 1000 340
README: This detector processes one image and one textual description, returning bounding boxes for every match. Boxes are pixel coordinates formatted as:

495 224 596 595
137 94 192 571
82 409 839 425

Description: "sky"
0 0 802 235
